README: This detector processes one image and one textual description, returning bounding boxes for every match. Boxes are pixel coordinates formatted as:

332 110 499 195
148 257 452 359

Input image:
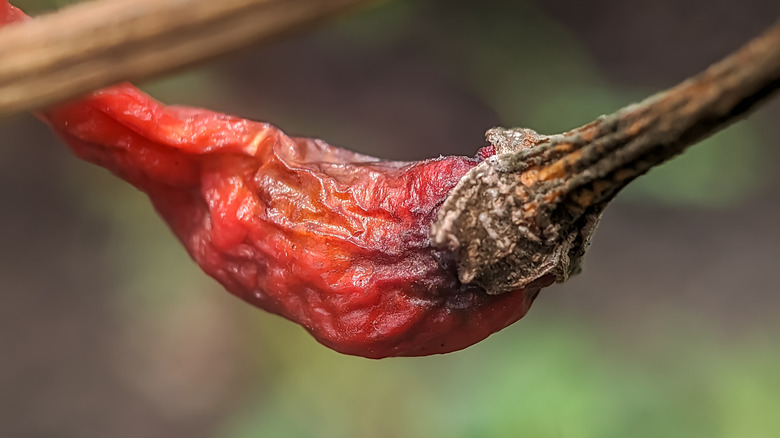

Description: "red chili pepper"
4 1 553 358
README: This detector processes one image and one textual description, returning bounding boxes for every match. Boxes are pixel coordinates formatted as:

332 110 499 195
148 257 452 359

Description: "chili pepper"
3 1 553 358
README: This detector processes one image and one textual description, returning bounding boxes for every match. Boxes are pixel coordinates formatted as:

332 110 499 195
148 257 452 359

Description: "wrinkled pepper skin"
4 1 552 358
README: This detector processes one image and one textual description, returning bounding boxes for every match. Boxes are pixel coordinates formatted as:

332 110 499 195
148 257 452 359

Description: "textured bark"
432 20 780 294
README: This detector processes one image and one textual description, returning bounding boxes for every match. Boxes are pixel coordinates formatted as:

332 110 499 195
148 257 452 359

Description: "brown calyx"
432 20 780 294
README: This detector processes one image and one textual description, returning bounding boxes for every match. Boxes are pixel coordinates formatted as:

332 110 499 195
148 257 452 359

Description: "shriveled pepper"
3 1 552 358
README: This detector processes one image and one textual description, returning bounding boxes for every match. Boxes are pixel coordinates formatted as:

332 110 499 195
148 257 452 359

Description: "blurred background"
2 0 780 436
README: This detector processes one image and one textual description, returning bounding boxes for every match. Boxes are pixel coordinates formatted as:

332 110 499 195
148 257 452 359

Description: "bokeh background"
2 0 780 437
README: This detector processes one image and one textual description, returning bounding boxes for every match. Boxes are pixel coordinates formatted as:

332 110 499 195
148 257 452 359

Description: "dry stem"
0 0 376 117
432 20 780 294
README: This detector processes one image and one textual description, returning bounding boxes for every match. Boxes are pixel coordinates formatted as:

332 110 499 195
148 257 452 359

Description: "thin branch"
432 20 780 295
0 0 376 117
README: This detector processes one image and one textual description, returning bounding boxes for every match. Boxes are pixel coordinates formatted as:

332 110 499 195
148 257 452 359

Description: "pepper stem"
432 20 780 294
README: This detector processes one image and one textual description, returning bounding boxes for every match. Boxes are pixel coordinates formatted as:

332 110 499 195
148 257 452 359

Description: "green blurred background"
1 0 780 437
